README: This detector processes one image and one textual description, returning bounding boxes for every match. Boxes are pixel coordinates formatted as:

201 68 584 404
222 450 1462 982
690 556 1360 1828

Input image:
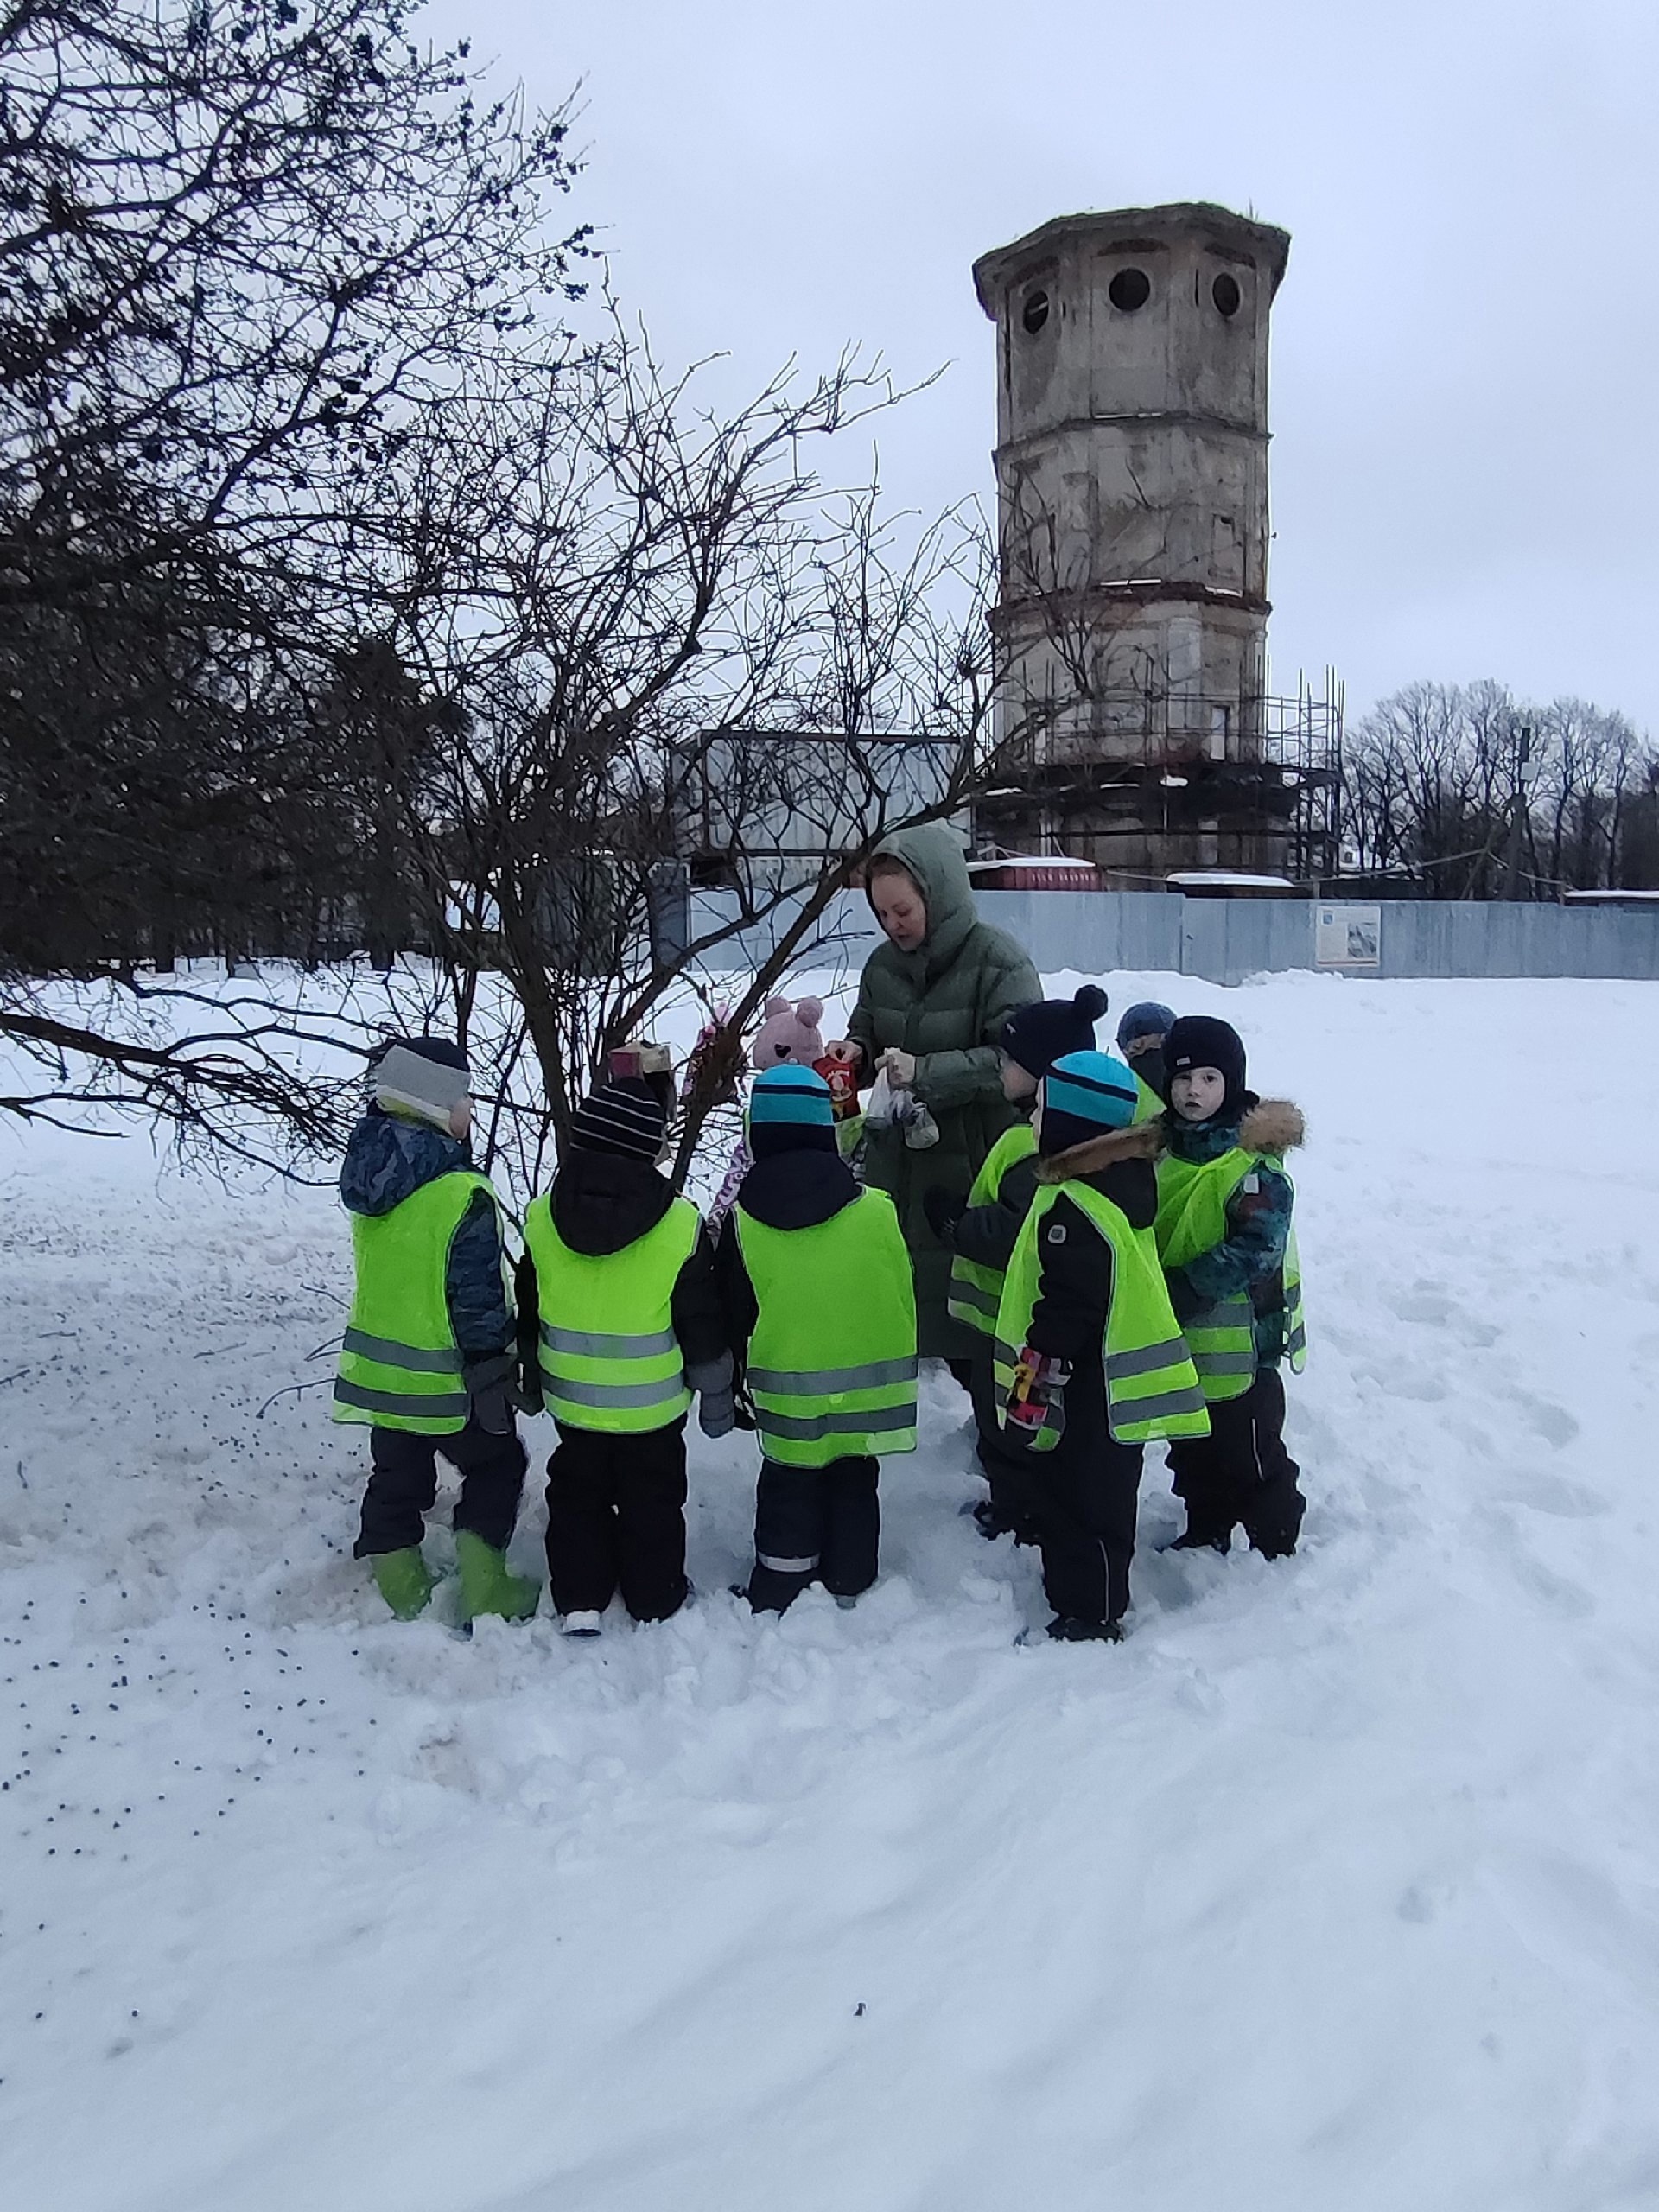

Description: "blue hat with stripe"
1039 1050 1141 1156
747 1064 838 1159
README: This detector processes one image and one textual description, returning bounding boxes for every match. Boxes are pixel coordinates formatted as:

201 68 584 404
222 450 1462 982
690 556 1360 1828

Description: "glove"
922 1184 966 1244
698 1387 737 1440
463 1353 518 1436
1003 1348 1071 1451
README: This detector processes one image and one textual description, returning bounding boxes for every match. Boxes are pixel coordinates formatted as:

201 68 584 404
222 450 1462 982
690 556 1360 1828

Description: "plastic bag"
864 1067 899 1129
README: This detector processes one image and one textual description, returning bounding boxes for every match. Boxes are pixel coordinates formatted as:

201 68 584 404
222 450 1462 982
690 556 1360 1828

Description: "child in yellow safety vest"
518 1078 734 1635
994 1051 1208 1643
1155 1015 1307 1558
924 985 1109 1543
716 1065 917 1613
333 1035 537 1626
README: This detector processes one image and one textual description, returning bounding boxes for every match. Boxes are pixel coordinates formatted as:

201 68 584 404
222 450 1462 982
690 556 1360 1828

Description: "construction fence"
686 889 1659 988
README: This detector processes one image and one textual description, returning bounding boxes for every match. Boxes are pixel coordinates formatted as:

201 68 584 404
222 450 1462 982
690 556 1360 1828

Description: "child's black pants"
1028 1365 1143 1626
1166 1366 1304 1556
354 1420 527 1557
544 1420 689 1622
747 1454 880 1612
969 1349 1039 1535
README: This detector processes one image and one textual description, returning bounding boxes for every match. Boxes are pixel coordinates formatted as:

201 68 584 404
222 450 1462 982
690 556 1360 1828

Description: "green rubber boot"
371 1547 435 1620
454 1530 538 1624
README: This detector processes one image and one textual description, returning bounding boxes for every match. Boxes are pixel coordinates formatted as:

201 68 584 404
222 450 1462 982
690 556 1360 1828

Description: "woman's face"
871 867 927 952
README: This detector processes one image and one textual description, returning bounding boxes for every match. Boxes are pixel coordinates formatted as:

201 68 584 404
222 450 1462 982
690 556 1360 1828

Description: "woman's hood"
865 822 976 969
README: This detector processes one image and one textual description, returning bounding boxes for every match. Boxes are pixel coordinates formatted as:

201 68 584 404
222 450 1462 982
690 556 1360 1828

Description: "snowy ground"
3 969 1659 2212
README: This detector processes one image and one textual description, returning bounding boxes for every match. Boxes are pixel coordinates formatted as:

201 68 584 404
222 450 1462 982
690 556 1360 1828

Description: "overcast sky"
426 0 1659 730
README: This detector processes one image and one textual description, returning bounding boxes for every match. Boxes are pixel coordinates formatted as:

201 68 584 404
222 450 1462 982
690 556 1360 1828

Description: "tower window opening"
1212 271 1242 318
1108 267 1151 313
1020 287 1050 335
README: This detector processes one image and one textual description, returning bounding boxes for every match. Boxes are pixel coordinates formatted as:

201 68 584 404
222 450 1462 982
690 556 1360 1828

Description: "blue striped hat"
1039 1050 1141 1155
747 1064 836 1128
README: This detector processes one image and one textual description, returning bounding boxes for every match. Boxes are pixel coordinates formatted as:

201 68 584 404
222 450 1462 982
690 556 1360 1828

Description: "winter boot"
1166 1527 1232 1556
454 1531 538 1624
1045 1614 1125 1643
559 1609 603 1638
371 1547 434 1620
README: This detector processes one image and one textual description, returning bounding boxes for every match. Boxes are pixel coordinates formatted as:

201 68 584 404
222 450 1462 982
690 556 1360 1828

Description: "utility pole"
1504 721 1533 900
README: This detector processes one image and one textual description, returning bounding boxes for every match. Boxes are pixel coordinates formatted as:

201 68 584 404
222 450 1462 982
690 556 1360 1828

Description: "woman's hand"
879 1047 917 1087
824 1039 866 1081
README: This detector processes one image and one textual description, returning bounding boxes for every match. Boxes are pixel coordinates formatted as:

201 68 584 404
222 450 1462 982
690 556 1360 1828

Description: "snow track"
3 972 1659 2210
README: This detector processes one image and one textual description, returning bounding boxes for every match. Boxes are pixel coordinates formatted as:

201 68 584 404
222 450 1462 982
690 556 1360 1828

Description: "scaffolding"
974 666 1344 886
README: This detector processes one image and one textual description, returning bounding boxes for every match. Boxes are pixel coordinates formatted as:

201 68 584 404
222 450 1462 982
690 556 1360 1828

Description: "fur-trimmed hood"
1036 1116 1165 1186
1237 1098 1305 1155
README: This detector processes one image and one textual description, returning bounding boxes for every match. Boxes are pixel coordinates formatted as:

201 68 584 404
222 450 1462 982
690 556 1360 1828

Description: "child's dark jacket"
1021 1122 1163 1365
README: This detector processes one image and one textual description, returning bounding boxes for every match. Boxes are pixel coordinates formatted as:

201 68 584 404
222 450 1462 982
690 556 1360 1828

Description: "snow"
1165 870 1299 890
4 969 1659 2210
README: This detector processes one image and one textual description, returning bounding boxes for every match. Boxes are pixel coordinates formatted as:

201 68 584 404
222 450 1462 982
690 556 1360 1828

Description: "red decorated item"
813 1049 861 1123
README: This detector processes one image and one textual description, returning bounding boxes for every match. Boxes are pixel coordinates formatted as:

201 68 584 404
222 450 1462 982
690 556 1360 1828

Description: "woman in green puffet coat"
834 823 1041 1364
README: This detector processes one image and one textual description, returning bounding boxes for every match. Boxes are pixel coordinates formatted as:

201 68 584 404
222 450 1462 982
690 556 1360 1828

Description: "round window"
1212 271 1242 318
1021 287 1050 335
1108 267 1151 312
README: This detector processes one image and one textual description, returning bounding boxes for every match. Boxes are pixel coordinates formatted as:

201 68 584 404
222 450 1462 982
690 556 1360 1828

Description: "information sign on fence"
1314 903 1382 969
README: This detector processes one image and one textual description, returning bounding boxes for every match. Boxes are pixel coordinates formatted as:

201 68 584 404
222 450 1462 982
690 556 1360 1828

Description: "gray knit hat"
372 1037 470 1129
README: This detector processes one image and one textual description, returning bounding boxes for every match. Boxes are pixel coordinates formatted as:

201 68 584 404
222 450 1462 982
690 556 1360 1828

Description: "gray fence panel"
683 885 1659 985
973 891 1183 976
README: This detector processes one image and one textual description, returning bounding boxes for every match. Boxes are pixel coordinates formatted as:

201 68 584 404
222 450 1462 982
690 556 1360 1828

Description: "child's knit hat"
747 1065 837 1159
1163 1015 1248 1119
1116 1001 1176 1053
570 1077 667 1162
999 983 1109 1079
372 1036 470 1130
1038 1051 1141 1156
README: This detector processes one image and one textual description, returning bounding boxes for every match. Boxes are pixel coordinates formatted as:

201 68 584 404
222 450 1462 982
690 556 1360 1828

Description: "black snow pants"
969 1348 1039 1537
1027 1358 1144 1627
543 1419 690 1622
354 1419 527 1558
1165 1365 1305 1558
747 1455 880 1613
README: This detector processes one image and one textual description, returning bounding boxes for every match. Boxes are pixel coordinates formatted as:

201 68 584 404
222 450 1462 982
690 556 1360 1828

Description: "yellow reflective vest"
334 1169 501 1434
992 1179 1209 1446
523 1190 702 1433
946 1118 1038 1338
1155 1148 1306 1402
734 1190 918 1468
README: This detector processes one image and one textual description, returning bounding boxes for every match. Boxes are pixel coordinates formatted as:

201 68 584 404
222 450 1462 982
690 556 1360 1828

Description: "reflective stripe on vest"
991 1182 1209 1446
333 1168 500 1435
1155 1143 1306 1399
947 1120 1037 1336
735 1189 918 1469
523 1189 700 1433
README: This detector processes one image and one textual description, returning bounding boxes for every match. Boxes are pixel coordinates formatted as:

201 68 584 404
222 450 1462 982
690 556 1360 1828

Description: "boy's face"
870 867 927 952
1170 1066 1227 1122
999 1052 1039 1103
448 1096 474 1141
1122 1033 1162 1065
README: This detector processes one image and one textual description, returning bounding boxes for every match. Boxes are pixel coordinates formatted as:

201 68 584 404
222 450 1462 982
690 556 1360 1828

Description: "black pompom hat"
999 984 1109 1080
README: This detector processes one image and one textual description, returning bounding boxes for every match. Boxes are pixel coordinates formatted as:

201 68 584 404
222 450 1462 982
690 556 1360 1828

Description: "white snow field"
3 969 1659 2212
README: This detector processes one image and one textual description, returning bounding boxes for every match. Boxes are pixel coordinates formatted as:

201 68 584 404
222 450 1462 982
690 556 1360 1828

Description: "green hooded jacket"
846 823 1041 1357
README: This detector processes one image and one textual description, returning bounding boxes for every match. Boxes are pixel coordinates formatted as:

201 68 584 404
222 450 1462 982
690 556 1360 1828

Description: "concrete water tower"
972 202 1304 881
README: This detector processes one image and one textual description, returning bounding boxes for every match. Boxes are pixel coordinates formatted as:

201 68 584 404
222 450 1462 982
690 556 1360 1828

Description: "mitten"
1003 1348 1071 1451
922 1184 966 1244
698 1387 737 1440
463 1352 518 1436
